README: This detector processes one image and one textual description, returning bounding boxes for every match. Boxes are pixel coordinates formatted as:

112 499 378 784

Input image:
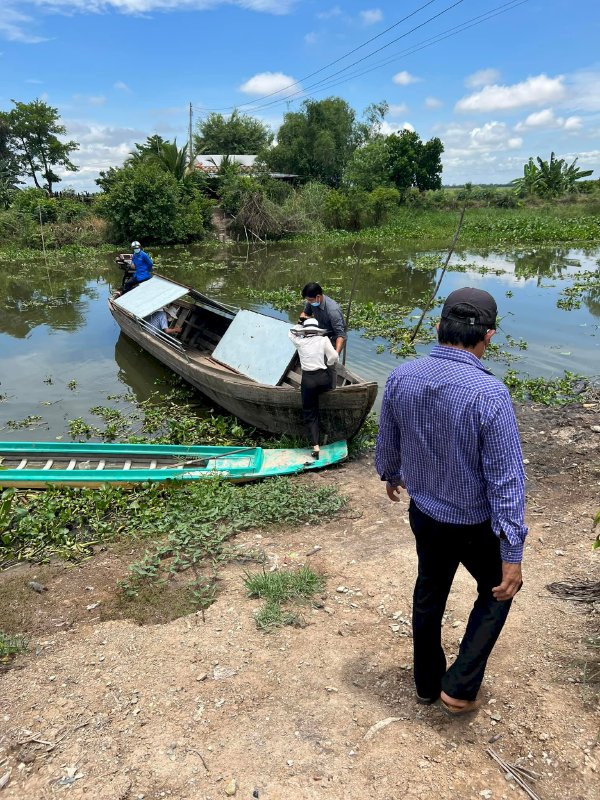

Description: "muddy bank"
0 402 598 799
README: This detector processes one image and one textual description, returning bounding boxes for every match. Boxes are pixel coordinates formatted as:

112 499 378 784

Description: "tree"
194 110 273 155
266 97 357 186
513 153 594 198
387 131 444 191
96 160 212 244
4 99 78 194
0 114 21 208
343 137 392 191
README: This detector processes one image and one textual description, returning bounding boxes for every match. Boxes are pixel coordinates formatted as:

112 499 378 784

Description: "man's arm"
480 392 528 566
375 374 405 501
328 303 347 353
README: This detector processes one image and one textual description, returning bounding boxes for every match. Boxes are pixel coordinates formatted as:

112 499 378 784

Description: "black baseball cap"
441 287 497 328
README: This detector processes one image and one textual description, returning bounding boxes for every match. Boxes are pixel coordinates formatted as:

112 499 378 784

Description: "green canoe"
0 440 348 488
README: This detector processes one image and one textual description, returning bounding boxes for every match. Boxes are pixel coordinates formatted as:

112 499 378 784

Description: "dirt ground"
1 403 599 800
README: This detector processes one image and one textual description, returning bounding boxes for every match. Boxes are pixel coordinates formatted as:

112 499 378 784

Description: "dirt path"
1 404 599 799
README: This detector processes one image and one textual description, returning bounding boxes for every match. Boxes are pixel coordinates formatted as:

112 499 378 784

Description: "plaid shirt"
375 344 528 563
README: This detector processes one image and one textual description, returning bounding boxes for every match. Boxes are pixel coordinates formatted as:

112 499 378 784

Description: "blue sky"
1 0 599 189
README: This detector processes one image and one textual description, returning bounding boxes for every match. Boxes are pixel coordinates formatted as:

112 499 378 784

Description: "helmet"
131 240 141 248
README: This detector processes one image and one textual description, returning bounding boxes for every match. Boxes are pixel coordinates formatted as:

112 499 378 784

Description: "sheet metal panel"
113 276 188 319
211 309 296 386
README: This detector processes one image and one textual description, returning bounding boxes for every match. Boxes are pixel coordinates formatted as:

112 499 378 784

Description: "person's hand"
492 562 523 601
385 482 405 502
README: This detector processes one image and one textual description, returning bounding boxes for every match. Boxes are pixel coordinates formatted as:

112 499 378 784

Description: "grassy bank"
294 203 600 246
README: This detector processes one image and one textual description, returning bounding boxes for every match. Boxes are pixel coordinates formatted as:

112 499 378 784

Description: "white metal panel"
113 276 188 319
211 309 296 386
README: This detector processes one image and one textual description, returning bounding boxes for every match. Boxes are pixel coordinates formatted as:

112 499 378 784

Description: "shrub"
322 189 349 229
369 186 400 225
12 187 57 222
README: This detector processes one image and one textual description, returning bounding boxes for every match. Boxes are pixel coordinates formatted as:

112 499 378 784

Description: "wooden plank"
66 459 76 470
16 459 27 470
96 459 106 471
149 460 157 469
123 460 131 470
42 459 54 470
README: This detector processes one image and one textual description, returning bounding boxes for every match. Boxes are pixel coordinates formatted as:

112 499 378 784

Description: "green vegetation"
503 370 591 404
195 109 273 155
96 138 214 244
0 99 78 195
0 474 342 570
244 565 325 630
513 153 593 199
0 631 27 661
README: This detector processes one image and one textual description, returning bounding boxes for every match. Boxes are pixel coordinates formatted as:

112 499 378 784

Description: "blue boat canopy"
113 276 189 319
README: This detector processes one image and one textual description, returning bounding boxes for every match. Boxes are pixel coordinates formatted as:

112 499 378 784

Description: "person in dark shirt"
300 282 347 354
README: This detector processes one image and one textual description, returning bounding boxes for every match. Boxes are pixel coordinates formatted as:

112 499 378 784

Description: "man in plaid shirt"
375 287 527 716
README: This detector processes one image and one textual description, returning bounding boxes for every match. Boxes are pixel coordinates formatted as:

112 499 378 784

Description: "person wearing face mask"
120 240 153 294
299 282 347 389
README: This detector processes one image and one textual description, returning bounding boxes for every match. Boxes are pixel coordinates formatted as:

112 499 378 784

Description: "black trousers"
122 276 150 294
408 500 513 701
300 369 331 446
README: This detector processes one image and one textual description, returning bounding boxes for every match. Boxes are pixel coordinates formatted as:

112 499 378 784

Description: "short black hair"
438 302 489 348
302 282 323 298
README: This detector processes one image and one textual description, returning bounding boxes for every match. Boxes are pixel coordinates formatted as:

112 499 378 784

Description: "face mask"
310 301 320 307
134 248 141 254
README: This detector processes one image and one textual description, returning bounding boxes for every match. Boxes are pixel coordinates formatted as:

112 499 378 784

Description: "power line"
244 0 529 113
194 0 467 117
195 0 445 112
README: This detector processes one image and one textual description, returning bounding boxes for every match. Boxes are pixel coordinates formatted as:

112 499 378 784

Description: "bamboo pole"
408 205 466 345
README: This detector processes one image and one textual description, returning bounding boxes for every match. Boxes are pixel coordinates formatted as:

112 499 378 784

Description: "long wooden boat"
108 275 377 440
0 441 348 489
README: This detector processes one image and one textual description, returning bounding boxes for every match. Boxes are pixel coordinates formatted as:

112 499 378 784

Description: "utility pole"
188 102 193 167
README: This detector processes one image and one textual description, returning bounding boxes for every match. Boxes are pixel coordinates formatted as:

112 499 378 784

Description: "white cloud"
240 71 298 96
73 94 107 106
1 0 295 42
436 121 523 158
380 121 414 135
564 116 583 131
113 81 132 93
424 96 442 109
0 7 47 43
56 119 146 189
515 108 584 132
392 71 419 86
25 78 43 84
317 5 342 19
456 74 566 113
360 8 383 25
304 31 317 45
561 69 600 112
465 68 501 89
387 103 408 117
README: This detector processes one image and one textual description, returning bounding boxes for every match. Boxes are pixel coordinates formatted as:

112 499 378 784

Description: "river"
0 242 598 441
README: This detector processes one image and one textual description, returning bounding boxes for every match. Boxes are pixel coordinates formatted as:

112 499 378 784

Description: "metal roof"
113 276 188 319
212 309 296 386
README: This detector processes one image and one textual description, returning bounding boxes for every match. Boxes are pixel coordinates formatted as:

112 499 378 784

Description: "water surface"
0 242 598 441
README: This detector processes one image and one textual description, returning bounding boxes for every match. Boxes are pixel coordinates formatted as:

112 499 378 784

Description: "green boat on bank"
0 440 348 488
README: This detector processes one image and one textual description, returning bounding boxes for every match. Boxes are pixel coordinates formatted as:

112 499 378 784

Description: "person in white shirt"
146 305 182 336
288 317 339 458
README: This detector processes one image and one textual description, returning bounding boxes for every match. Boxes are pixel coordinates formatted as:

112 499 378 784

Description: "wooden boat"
108 275 377 440
0 441 348 489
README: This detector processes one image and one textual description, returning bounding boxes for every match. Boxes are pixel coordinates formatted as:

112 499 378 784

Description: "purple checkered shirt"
375 344 528 563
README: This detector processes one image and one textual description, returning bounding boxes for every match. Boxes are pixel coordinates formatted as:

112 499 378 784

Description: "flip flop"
440 698 480 717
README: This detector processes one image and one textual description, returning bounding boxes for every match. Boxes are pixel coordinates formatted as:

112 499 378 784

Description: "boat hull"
109 302 377 440
0 441 348 488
